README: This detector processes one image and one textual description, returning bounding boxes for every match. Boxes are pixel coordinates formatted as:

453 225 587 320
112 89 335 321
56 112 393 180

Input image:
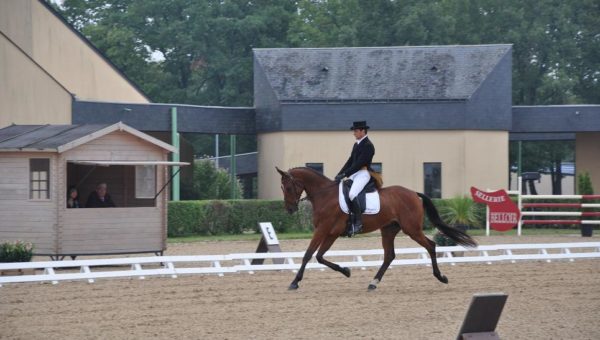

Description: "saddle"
342 178 377 214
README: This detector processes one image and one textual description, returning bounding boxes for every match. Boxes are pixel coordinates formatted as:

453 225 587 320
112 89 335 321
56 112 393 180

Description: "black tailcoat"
338 136 375 177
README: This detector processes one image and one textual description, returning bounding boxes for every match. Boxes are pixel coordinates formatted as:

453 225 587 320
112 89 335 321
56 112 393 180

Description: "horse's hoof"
437 275 448 284
288 283 299 290
341 267 351 278
367 284 377 291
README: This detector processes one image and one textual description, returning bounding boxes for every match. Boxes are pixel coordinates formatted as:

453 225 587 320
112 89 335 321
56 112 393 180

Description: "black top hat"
350 121 370 130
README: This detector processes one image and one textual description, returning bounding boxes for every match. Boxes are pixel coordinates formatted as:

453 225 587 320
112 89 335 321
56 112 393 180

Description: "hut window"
30 159 50 199
135 165 156 199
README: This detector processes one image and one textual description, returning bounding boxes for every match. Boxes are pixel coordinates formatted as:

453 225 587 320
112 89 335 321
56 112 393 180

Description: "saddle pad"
338 182 381 215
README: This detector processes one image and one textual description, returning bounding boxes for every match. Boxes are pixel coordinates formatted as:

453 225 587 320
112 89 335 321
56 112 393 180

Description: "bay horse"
276 166 477 291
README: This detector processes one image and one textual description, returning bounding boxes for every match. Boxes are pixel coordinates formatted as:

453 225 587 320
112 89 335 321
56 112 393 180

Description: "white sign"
135 165 156 198
259 222 279 246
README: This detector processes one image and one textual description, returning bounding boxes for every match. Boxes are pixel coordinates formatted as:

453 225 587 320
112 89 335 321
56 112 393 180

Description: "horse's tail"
417 192 477 248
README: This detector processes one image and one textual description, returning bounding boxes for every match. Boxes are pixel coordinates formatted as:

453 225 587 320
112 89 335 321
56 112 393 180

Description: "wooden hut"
0 122 187 258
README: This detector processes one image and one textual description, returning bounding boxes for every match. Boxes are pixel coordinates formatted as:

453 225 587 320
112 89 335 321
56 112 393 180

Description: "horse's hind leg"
315 233 351 278
369 223 401 291
406 229 448 284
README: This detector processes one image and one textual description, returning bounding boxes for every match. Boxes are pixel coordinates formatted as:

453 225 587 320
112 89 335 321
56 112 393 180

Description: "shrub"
0 241 34 262
438 196 483 228
181 159 243 200
168 200 313 236
168 196 489 237
577 172 594 195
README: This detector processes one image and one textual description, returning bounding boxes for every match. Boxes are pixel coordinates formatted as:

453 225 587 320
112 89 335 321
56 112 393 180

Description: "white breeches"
349 169 370 200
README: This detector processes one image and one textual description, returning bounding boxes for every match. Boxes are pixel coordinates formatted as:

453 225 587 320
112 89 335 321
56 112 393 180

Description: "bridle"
281 176 304 206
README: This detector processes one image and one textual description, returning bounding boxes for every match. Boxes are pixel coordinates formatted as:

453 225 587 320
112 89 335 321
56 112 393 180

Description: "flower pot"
581 225 593 237
0 268 35 276
453 224 469 232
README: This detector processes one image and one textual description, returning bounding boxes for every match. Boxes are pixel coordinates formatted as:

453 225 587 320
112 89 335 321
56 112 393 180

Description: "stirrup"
349 222 363 237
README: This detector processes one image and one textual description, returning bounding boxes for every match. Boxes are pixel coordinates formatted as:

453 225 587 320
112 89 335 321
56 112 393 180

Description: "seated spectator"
67 186 81 208
86 183 116 208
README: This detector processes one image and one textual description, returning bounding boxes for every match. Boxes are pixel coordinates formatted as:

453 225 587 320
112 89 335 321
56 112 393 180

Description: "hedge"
168 200 313 236
167 198 488 237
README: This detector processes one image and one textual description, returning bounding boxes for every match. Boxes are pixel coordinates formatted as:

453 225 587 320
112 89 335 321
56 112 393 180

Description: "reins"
297 181 338 203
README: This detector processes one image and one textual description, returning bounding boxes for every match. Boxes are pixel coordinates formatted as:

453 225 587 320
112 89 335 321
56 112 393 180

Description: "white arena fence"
1 242 600 286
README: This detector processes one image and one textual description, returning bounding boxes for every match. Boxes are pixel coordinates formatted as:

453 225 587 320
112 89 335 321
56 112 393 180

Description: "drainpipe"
171 107 180 201
230 134 237 199
517 141 522 194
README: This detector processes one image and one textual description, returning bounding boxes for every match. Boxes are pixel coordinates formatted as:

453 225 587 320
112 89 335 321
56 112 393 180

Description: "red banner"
470 187 520 232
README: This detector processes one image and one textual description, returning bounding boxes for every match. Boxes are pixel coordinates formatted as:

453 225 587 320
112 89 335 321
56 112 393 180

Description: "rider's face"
353 128 366 140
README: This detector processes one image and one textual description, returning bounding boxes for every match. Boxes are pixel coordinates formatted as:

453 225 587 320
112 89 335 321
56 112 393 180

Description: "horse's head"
276 166 304 214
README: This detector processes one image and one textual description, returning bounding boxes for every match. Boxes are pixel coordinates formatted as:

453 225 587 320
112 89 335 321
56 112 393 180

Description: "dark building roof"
72 101 256 135
254 45 512 102
512 105 600 133
254 45 513 132
0 124 110 151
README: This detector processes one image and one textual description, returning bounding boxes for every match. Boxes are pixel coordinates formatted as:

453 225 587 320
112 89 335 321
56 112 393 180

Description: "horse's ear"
275 166 288 177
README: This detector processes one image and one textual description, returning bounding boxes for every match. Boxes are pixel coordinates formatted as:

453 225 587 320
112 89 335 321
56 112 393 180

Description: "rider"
334 121 375 237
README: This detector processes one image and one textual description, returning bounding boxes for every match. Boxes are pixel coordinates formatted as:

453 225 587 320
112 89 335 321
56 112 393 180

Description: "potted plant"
577 172 595 237
435 196 482 256
0 240 34 276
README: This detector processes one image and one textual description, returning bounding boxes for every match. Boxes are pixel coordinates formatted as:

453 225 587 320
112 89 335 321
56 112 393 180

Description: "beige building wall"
576 132 600 193
258 130 508 199
0 33 72 126
0 0 149 127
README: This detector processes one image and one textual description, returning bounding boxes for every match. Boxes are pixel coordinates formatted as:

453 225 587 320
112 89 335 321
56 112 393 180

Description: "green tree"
509 140 574 194
56 0 296 106
288 0 599 106
183 159 243 200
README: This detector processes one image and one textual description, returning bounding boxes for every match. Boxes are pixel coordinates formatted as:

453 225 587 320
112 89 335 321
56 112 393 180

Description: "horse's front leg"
315 232 351 278
289 232 323 290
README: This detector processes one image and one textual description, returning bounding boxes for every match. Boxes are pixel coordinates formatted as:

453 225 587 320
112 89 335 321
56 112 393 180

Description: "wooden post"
251 222 283 265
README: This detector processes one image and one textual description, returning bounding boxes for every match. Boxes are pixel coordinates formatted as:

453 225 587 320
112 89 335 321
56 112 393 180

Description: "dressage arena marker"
457 293 508 340
1 242 599 286
251 222 284 266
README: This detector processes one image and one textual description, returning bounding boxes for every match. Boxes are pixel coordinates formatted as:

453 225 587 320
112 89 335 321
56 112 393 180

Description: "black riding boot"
349 198 363 237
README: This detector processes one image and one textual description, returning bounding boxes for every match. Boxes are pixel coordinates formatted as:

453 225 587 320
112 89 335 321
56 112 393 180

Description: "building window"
30 159 50 199
306 163 324 174
424 162 442 198
372 162 382 174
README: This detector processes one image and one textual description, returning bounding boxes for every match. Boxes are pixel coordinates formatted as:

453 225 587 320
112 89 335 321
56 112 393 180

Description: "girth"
342 178 377 214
